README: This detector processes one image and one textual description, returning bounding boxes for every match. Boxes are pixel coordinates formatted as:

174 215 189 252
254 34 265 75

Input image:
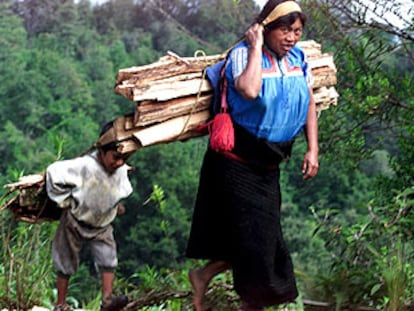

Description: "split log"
127 72 211 102
314 87 339 112
309 54 337 88
132 110 209 148
134 94 213 127
115 52 222 86
297 40 323 58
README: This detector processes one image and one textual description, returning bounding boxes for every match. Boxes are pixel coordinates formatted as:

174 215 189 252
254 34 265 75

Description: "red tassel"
197 63 234 152
209 112 234 152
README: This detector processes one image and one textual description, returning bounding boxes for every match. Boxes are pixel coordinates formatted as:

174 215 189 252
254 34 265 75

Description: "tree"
295 0 414 307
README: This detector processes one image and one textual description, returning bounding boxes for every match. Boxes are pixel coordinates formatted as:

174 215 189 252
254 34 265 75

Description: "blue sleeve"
229 43 249 79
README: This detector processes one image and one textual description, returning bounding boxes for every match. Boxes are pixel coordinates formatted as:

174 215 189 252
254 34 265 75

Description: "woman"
186 0 319 310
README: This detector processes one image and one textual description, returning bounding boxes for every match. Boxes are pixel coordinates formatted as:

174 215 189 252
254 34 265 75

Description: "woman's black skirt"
186 123 298 307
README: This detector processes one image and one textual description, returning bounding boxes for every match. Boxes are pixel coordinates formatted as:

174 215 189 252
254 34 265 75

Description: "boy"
46 123 133 311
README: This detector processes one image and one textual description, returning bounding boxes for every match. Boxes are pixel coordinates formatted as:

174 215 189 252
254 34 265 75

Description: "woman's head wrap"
259 1 302 26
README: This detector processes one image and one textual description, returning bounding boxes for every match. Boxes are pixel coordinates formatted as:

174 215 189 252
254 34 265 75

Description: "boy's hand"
117 203 126 215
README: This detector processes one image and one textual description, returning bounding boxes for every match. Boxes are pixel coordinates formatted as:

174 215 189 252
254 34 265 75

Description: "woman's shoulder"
289 45 306 61
230 41 249 56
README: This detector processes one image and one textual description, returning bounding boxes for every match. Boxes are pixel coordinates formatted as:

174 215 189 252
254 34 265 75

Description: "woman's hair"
257 0 307 32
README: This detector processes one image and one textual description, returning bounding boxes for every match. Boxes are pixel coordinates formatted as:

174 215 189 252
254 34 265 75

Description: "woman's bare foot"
188 261 229 310
189 269 209 311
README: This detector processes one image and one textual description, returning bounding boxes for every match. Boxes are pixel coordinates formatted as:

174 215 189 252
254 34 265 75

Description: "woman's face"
265 17 303 57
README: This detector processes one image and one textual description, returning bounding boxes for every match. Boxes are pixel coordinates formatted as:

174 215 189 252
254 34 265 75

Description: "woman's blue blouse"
225 41 312 143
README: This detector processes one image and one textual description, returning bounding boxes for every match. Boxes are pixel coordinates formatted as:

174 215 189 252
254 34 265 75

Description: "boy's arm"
45 160 79 208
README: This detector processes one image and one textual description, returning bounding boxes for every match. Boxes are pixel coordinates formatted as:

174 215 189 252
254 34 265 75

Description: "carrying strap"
197 54 231 133
221 78 229 111
218 53 231 112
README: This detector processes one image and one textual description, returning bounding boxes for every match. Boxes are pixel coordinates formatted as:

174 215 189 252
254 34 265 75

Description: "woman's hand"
302 149 319 180
245 23 264 49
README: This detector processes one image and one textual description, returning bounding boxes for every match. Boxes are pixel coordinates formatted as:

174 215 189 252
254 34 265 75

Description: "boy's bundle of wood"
1 174 61 223
108 40 338 154
1 40 338 223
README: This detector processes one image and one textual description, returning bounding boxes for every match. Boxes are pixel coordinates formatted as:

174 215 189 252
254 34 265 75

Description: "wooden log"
296 40 322 58
115 53 223 86
312 66 337 89
130 73 211 102
308 53 335 69
132 110 209 147
134 94 213 127
314 87 339 112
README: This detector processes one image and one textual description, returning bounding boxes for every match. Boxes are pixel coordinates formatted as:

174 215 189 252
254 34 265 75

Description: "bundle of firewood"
1 174 62 223
1 40 338 223
110 40 339 154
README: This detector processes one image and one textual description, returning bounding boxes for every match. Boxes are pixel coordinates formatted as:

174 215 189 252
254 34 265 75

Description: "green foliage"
0 212 56 309
114 140 205 275
309 187 414 308
372 243 414 310
179 0 257 53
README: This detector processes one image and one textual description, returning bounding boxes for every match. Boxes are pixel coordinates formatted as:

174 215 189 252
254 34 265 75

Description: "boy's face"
99 150 129 173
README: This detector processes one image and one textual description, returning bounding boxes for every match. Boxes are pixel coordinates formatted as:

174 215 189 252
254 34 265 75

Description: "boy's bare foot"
189 269 209 311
